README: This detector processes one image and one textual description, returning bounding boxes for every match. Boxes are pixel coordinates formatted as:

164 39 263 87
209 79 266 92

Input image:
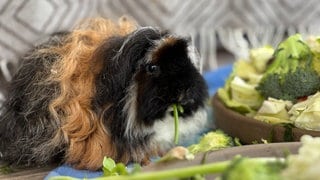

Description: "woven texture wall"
1 0 320 104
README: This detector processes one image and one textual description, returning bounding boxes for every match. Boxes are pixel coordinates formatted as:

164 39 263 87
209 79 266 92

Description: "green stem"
95 161 230 180
173 104 179 145
49 176 79 180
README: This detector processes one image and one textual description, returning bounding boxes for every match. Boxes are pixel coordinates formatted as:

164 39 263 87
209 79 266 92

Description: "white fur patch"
152 107 208 151
123 83 139 139
187 45 202 72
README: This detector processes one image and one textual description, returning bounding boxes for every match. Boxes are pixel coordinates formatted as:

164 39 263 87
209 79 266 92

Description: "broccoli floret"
256 34 320 101
220 157 285 180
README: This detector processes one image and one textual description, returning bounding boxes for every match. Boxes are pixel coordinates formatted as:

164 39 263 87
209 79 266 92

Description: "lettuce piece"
217 61 263 114
306 36 320 75
233 60 262 84
289 92 320 131
254 98 293 124
230 76 264 109
217 67 255 114
188 130 233 154
250 46 274 73
217 87 254 114
217 47 274 114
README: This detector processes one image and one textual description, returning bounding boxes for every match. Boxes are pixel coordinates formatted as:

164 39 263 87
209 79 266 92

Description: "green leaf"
102 157 116 176
113 163 128 176
130 164 142 175
177 104 184 114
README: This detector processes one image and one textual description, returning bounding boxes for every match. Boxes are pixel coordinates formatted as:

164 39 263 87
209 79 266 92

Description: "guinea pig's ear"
151 37 202 71
187 44 202 73
152 37 189 63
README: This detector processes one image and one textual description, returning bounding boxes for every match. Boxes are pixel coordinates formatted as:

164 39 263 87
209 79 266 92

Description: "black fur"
0 33 67 166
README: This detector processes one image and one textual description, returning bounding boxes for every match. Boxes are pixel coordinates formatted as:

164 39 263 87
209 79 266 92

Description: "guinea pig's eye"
145 64 160 75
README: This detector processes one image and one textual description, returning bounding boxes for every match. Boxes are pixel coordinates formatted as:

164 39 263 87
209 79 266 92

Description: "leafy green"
188 130 234 154
281 135 320 180
217 86 254 114
256 34 320 101
288 92 320 131
229 76 264 109
250 46 274 73
254 97 293 124
102 157 129 176
102 157 116 176
217 50 269 114
220 156 286 180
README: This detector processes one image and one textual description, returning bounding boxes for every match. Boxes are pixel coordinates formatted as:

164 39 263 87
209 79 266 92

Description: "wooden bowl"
212 94 320 144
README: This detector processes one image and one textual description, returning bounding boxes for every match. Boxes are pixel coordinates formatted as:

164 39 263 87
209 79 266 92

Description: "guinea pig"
0 17 208 170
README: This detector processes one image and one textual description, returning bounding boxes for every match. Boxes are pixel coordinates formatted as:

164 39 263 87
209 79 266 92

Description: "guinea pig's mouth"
169 103 188 118
168 96 196 117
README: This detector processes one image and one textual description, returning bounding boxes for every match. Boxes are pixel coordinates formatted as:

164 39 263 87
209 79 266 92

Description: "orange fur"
46 17 137 170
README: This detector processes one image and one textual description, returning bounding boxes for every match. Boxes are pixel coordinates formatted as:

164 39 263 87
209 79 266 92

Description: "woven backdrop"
1 0 320 105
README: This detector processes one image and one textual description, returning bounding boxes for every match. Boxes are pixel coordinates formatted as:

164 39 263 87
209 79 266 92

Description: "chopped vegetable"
219 156 285 180
256 34 320 101
217 47 270 114
281 135 320 179
250 46 274 73
217 71 263 114
289 92 320 131
217 85 254 114
254 97 293 124
102 157 129 176
230 76 264 109
188 130 234 154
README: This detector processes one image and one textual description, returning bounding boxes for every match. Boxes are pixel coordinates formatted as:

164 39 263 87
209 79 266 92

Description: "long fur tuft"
45 17 137 169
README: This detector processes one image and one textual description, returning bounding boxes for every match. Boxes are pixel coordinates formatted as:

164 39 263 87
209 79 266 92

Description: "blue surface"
45 64 233 179
45 164 103 179
203 64 233 96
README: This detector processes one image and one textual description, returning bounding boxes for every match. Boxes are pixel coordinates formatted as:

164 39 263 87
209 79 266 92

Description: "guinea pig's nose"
178 94 194 105
178 90 195 105
180 98 195 105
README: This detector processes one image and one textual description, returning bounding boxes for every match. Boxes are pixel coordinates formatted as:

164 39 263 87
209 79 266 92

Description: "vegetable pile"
218 34 320 131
